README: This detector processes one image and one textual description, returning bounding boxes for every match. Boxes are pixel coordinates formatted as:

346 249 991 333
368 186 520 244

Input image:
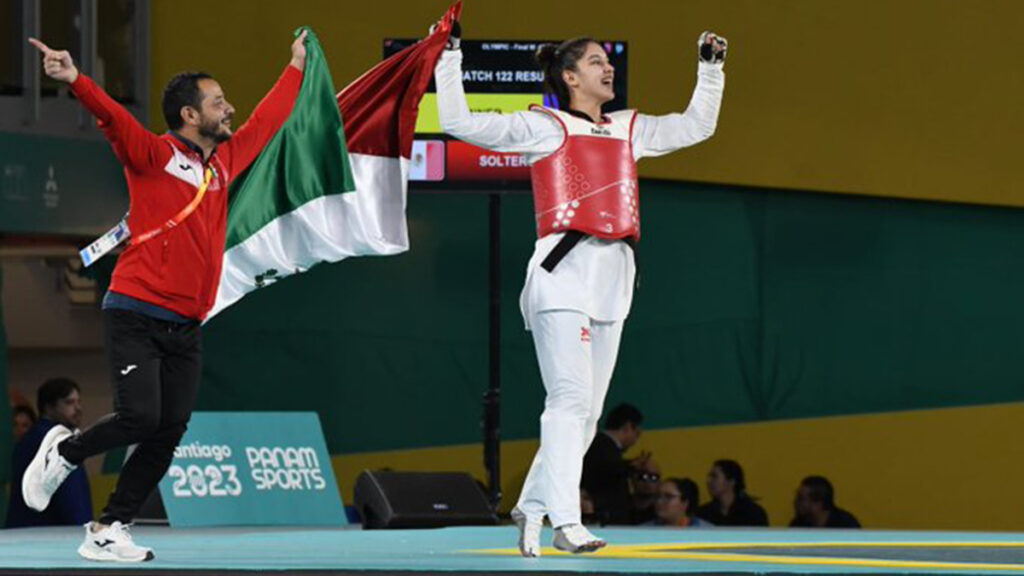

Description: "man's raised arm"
28 37 168 171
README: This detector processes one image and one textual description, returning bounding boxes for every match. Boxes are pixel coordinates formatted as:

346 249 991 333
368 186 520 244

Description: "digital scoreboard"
383 39 628 188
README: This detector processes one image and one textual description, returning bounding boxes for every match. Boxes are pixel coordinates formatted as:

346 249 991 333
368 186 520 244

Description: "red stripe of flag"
337 2 462 159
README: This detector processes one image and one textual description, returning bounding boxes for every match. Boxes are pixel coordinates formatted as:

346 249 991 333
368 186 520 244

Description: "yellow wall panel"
89 404 1024 529
332 403 1024 530
149 0 1022 207
635 403 1024 531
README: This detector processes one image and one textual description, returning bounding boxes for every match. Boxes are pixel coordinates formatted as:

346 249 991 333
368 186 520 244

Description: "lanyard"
80 168 214 267
132 168 214 245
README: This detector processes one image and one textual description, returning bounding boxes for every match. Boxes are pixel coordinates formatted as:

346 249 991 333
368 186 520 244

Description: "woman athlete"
435 23 727 556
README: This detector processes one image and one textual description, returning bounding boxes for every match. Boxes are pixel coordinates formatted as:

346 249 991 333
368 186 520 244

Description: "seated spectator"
12 405 36 443
790 475 861 528
630 457 662 525
696 459 769 526
653 478 712 527
581 403 646 525
6 378 92 528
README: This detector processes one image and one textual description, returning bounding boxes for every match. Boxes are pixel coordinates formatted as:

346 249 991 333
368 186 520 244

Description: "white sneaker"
553 523 606 554
77 521 155 563
511 507 543 558
22 424 76 511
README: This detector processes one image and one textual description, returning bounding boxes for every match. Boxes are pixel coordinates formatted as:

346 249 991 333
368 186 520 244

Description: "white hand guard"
428 21 461 51
698 31 728 64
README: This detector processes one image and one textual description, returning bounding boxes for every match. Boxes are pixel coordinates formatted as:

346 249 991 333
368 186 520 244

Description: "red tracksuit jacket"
71 65 302 320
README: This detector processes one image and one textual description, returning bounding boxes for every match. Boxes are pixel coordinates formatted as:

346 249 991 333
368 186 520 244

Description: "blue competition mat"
4 525 1024 574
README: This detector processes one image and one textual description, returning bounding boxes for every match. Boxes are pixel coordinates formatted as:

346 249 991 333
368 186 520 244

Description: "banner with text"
157 412 346 527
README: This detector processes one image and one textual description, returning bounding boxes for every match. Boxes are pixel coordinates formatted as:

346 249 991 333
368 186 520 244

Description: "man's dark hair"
666 477 700 516
714 459 747 496
13 404 37 423
801 475 836 510
37 378 80 413
604 403 643 430
162 71 213 130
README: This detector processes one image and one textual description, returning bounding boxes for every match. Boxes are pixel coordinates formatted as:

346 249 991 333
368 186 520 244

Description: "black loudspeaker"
354 470 499 529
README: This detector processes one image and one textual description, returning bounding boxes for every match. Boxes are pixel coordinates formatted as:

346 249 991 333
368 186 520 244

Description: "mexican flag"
207 4 461 320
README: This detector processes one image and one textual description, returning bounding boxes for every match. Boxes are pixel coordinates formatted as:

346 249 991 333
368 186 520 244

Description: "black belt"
540 231 585 272
540 231 639 287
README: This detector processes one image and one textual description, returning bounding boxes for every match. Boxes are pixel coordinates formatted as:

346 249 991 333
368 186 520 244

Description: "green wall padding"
201 194 491 453
199 181 1024 454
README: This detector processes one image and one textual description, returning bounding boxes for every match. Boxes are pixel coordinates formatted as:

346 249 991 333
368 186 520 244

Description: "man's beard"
199 117 232 144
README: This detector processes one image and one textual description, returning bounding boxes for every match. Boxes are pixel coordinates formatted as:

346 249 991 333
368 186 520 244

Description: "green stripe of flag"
225 27 355 251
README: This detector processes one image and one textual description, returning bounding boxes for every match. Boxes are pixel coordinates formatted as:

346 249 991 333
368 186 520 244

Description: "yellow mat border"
470 540 1024 571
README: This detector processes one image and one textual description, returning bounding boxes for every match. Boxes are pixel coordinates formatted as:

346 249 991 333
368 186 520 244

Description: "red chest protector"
529 106 640 240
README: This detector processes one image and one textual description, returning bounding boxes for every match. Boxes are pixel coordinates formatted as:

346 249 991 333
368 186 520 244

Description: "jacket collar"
168 131 217 162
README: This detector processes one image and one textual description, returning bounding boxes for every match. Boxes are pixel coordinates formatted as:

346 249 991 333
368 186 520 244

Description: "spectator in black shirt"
7 378 92 528
790 475 861 528
581 403 646 525
696 459 769 526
